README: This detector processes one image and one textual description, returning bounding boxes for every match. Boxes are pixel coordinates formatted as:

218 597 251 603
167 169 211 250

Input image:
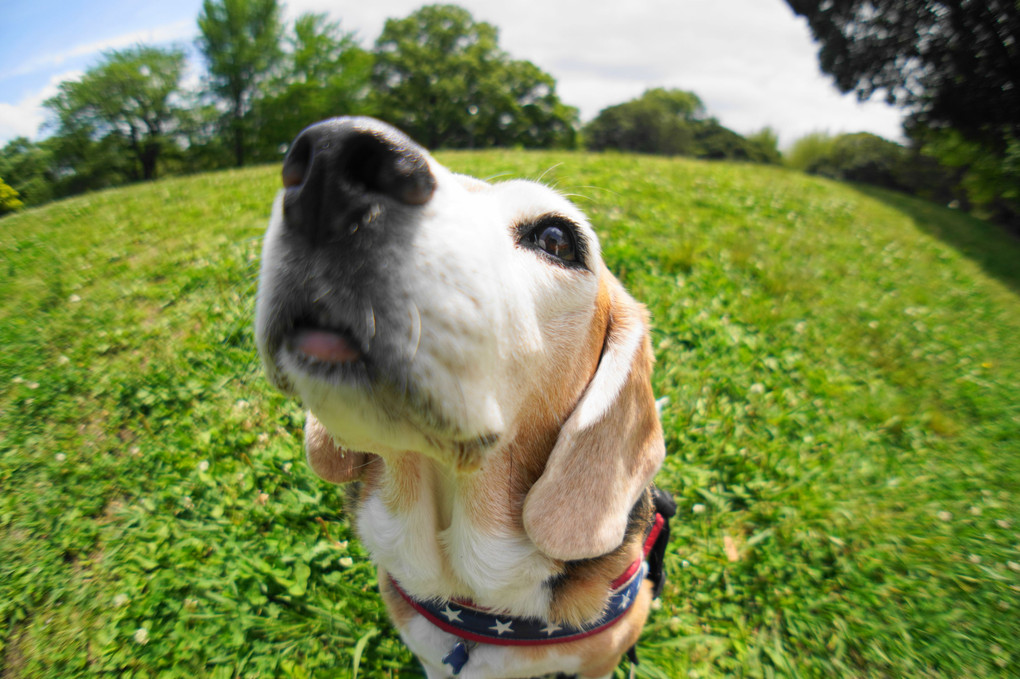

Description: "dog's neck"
352 415 644 627
356 437 561 620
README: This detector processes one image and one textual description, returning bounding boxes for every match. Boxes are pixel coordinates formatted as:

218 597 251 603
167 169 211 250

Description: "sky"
0 0 905 149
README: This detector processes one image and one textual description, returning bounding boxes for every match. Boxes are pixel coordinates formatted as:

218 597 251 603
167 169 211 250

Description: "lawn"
1 151 1018 678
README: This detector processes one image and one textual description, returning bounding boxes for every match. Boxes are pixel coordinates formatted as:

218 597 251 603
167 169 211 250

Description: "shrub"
0 177 24 215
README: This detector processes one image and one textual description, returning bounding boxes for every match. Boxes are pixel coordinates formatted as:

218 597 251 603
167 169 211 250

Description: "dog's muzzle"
256 117 438 389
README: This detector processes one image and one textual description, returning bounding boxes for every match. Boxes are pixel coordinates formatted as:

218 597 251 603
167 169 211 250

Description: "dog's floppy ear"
304 412 371 484
523 279 665 561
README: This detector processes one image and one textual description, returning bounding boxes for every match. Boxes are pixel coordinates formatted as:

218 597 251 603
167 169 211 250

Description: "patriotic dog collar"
389 498 673 676
390 561 648 675
390 560 648 647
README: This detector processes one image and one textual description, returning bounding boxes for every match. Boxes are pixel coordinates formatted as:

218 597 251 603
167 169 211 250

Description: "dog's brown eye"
531 223 576 262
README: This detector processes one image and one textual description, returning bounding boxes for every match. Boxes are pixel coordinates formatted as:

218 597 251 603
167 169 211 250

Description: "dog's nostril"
340 134 435 206
282 134 312 188
282 162 305 188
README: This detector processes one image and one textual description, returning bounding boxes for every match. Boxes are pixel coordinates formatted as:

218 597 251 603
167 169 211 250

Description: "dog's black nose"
281 117 436 239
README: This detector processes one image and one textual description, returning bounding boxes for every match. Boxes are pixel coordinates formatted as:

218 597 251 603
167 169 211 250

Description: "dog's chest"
356 473 560 618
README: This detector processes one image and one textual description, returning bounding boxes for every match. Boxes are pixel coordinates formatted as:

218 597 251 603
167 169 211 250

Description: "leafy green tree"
254 13 373 160
166 100 235 173
0 177 24 216
920 129 1020 226
787 131 959 204
372 4 577 149
746 128 782 165
43 46 186 181
585 88 705 156
197 0 284 166
585 88 778 163
692 121 780 163
797 132 909 188
785 132 837 174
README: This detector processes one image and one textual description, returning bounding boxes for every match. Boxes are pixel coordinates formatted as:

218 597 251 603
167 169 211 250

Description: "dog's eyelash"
515 216 588 270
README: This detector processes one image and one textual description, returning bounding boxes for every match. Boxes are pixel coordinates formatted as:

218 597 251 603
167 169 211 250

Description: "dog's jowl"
256 117 672 679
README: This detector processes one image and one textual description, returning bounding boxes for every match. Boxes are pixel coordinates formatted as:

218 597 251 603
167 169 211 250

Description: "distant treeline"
1 1 1016 232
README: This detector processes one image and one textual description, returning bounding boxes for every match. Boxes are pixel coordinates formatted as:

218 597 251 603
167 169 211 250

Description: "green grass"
2 152 1018 678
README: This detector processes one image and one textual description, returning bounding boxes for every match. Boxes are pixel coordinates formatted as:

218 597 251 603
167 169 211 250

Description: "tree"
789 132 908 187
584 88 778 163
585 88 705 156
784 0 1019 147
921 129 1020 225
786 130 959 204
197 0 284 166
43 46 186 181
746 128 782 165
254 13 373 161
372 4 577 149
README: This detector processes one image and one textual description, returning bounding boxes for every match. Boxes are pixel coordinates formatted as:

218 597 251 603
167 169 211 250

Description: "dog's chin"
275 330 501 471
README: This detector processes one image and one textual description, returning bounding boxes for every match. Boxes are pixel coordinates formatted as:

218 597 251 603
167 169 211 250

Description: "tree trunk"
233 94 246 167
140 143 160 181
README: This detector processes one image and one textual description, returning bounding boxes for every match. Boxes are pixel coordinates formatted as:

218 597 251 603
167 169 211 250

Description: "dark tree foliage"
0 137 55 207
785 0 1020 146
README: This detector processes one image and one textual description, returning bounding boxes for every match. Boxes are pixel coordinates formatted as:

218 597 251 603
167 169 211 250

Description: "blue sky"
0 0 905 148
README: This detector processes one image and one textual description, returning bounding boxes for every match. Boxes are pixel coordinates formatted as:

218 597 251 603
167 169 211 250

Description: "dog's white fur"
257 120 664 678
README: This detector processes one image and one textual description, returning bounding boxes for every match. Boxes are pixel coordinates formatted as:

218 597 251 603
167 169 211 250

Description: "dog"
255 117 672 679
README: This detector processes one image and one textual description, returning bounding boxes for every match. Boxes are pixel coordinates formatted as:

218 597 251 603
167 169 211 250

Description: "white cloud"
0 70 81 142
1 0 905 147
0 19 195 82
290 0 904 144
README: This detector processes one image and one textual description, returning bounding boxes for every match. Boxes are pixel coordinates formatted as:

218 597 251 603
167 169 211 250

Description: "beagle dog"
256 117 668 679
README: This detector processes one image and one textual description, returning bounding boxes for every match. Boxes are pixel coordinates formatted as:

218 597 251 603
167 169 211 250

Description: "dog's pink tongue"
293 330 361 363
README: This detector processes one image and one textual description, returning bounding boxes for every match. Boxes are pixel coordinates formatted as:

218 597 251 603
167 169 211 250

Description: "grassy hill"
1 152 1018 678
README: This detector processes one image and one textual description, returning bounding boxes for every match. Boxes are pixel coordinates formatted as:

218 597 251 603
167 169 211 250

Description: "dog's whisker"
408 301 422 362
535 163 564 185
366 298 377 348
560 185 618 204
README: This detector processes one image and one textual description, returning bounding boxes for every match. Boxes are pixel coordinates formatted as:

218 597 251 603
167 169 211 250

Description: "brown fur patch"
459 270 613 537
514 580 654 676
522 276 666 562
304 414 376 484
547 490 654 626
378 452 423 513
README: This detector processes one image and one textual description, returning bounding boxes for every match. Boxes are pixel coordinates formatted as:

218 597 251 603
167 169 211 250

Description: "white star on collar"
619 591 632 608
541 622 562 636
441 605 463 623
490 619 513 635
